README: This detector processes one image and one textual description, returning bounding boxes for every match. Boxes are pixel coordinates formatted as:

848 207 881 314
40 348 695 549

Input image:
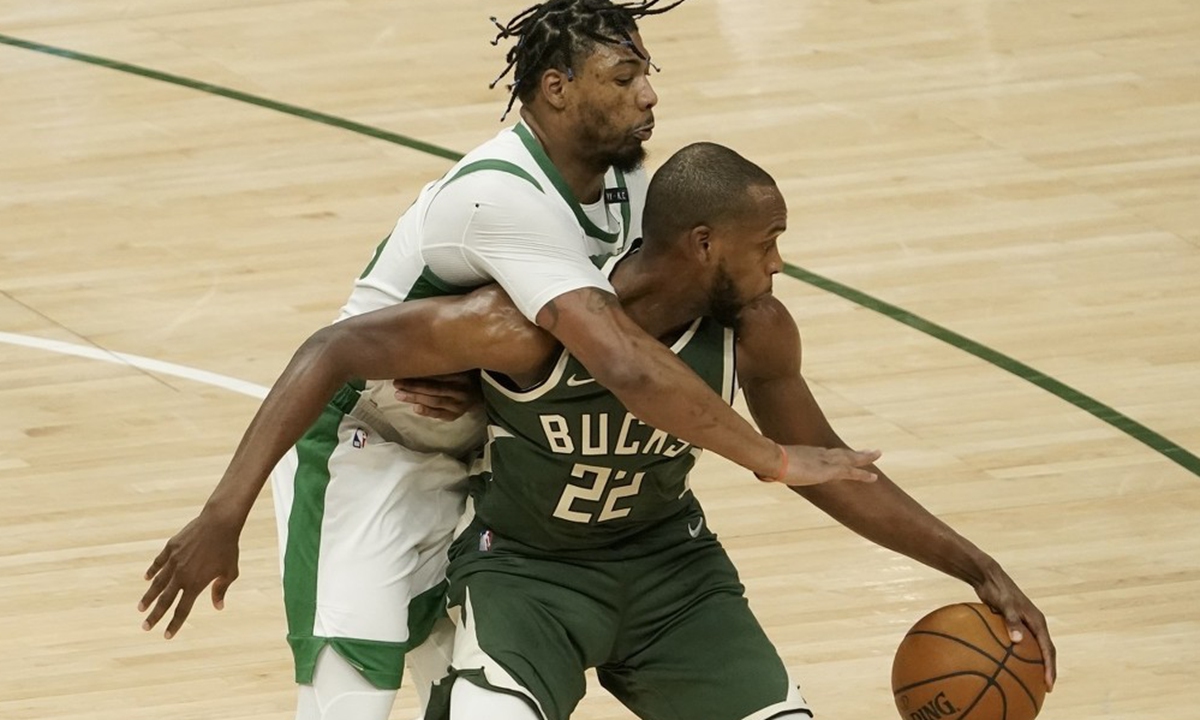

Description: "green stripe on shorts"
282 394 450 689
326 580 451 688
283 402 345 680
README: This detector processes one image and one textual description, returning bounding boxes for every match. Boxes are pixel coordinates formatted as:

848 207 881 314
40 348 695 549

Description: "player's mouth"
632 123 655 141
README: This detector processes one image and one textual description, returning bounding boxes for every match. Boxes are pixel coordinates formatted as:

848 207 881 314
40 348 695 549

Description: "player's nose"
767 248 784 275
640 78 659 110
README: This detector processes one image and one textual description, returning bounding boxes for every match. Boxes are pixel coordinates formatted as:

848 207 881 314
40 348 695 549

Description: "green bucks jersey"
470 316 738 556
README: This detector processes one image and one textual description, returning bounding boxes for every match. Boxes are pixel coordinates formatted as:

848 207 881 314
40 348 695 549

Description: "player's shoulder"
740 295 799 339
444 129 550 197
735 295 802 378
459 123 526 161
444 133 547 193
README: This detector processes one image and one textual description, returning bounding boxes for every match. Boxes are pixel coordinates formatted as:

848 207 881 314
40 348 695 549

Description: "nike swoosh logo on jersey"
687 517 704 538
566 375 596 387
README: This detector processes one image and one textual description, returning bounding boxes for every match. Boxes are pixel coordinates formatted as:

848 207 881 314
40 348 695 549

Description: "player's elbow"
293 325 355 381
296 326 333 361
470 294 557 360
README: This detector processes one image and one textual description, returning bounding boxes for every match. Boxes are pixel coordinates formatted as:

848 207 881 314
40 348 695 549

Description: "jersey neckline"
513 122 630 246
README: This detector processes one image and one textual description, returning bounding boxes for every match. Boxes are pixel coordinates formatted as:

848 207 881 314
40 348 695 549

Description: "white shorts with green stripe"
271 383 469 690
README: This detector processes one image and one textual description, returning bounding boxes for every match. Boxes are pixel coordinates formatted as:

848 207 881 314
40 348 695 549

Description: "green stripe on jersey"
402 265 475 302
359 234 392 279
513 123 625 245
445 159 544 192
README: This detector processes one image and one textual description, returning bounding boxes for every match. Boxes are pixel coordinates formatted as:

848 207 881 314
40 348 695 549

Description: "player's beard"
580 111 647 173
605 137 647 173
708 263 746 331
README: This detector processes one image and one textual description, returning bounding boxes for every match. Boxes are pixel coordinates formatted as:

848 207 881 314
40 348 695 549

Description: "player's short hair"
489 0 686 119
643 142 778 246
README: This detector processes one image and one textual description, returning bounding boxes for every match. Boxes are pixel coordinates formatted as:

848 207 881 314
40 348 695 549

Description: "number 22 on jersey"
553 462 644 524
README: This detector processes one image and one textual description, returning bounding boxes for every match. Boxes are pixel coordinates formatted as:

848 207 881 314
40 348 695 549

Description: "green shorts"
428 507 811 720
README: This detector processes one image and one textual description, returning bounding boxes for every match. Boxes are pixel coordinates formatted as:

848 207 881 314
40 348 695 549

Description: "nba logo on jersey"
478 530 494 552
351 428 369 449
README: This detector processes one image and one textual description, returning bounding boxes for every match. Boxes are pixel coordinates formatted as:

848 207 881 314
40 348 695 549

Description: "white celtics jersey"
335 121 649 457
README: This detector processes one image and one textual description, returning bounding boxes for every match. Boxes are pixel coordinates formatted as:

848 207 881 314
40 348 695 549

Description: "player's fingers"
143 582 181 631
1002 614 1024 644
805 467 877 486
143 545 171 581
780 447 878 485
164 590 200 639
829 448 880 483
414 405 462 421
395 379 471 400
398 391 459 410
211 572 238 610
1040 633 1057 691
138 565 174 613
843 467 879 483
1022 609 1056 691
417 408 459 420
398 374 472 391
843 448 882 467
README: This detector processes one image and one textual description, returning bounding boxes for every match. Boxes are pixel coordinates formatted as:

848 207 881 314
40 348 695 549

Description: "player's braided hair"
488 0 687 120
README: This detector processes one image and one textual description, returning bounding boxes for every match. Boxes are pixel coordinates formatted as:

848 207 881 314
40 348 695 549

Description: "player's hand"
138 509 241 639
393 372 482 421
973 564 1057 691
771 445 881 486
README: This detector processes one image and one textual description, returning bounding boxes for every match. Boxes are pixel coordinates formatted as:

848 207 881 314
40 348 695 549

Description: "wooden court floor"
1 0 1197 718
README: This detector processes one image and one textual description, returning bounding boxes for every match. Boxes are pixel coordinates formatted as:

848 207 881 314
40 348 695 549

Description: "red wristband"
754 444 788 483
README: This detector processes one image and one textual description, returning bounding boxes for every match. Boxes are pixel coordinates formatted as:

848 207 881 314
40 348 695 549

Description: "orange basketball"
892 603 1047 720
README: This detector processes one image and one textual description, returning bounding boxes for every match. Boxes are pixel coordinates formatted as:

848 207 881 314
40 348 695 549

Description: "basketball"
891 603 1047 720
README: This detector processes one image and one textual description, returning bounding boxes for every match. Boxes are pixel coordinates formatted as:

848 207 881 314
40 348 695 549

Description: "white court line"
0 332 268 399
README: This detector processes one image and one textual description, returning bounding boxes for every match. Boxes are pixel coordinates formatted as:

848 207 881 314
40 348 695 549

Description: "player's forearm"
590 333 781 476
538 289 780 476
794 480 998 588
202 332 352 528
742 371 995 586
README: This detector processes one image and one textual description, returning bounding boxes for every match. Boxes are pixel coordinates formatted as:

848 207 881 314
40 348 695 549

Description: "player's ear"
540 69 571 110
689 225 715 263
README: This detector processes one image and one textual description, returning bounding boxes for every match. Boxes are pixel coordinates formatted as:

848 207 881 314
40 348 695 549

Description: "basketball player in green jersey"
139 3 879 718
174 142 1054 719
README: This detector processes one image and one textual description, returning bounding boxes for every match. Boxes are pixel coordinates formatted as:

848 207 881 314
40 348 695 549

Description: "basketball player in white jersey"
138 3 879 719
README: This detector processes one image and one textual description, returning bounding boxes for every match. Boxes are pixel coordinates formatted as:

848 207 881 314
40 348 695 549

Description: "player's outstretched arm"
536 287 880 484
139 287 553 638
735 296 1056 690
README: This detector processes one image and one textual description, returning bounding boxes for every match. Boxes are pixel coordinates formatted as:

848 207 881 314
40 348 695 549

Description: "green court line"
5 32 1196 477
0 33 462 161
785 265 1199 476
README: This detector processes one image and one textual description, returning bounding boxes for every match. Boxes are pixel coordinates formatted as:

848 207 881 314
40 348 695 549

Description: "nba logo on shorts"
352 428 369 448
478 530 494 552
